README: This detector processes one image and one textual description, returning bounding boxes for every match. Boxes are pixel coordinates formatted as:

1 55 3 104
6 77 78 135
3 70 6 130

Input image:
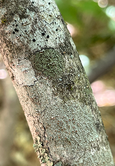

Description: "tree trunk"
0 0 114 165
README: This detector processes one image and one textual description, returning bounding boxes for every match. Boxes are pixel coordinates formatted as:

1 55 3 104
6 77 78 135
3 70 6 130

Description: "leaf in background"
55 0 83 27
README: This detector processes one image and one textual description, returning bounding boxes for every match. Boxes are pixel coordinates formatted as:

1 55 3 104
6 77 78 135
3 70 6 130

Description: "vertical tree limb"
0 0 114 165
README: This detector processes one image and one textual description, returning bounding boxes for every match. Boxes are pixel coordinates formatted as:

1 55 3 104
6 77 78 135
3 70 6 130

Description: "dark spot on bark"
13 31 15 34
97 145 100 151
61 18 65 24
42 33 45 36
11 75 14 80
47 35 49 38
41 142 44 146
14 28 19 32
33 39 36 42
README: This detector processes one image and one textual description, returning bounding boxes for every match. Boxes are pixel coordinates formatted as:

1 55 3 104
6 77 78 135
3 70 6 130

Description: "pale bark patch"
12 59 36 85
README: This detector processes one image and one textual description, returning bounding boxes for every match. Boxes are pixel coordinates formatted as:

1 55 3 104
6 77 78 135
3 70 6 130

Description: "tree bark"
0 0 114 166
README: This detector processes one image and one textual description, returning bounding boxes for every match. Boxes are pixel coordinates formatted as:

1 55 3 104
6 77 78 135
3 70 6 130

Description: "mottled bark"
0 0 114 166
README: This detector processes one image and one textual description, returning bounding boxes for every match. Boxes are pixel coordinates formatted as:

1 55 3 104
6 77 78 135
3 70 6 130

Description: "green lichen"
33 143 39 152
54 161 63 166
30 48 64 78
1 18 7 24
52 72 77 101
33 137 53 166
78 85 93 105
30 48 92 103
85 86 92 94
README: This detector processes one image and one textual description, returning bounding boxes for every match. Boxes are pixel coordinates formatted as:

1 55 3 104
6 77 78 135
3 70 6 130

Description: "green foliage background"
55 0 115 59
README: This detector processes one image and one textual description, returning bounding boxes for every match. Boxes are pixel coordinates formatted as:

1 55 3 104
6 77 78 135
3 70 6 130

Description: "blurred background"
0 0 115 165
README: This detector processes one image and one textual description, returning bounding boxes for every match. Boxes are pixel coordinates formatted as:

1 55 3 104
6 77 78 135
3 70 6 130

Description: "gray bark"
0 0 114 166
